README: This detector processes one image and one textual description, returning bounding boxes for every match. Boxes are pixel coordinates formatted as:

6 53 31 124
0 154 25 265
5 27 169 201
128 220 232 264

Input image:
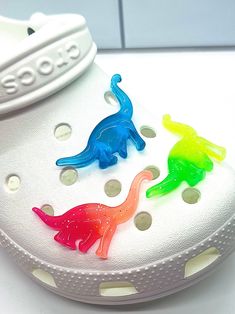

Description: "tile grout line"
118 0 126 49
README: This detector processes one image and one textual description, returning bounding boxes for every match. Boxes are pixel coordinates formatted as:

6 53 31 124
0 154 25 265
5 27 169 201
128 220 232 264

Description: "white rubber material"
0 13 234 305
0 13 96 114
1 213 234 305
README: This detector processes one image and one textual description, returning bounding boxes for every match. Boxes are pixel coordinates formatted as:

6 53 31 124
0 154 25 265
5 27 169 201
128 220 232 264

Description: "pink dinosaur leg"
79 230 101 253
54 228 77 250
96 221 117 259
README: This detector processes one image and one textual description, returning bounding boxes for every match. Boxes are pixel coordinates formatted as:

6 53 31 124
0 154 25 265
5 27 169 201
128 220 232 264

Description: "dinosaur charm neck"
113 170 153 223
33 170 153 259
56 74 145 170
146 114 226 198
111 74 133 118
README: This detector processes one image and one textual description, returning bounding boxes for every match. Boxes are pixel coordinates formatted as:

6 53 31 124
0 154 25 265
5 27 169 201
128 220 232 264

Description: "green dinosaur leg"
185 162 206 186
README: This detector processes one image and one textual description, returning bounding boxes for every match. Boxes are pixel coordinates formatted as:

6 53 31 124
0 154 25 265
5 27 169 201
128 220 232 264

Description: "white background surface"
1 50 235 313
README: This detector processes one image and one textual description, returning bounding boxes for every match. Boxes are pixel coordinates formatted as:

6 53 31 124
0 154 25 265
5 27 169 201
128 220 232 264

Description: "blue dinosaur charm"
56 74 146 169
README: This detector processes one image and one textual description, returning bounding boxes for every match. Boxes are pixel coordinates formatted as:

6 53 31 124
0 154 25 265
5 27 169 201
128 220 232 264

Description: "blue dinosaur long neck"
111 74 133 119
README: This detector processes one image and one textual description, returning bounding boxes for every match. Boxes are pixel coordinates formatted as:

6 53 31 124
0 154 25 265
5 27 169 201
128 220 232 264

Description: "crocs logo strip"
33 170 153 259
0 23 96 115
0 41 80 97
146 114 226 198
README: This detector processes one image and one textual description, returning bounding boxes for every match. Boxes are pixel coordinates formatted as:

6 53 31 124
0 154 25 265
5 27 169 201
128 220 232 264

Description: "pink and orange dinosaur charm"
33 170 153 259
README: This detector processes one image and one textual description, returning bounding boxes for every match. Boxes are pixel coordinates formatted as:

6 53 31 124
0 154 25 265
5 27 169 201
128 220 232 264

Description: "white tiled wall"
122 0 235 48
0 0 122 49
1 0 235 49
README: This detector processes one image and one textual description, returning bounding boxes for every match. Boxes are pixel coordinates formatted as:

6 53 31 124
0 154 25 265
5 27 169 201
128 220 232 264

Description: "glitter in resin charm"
146 114 226 198
56 74 146 169
33 170 153 259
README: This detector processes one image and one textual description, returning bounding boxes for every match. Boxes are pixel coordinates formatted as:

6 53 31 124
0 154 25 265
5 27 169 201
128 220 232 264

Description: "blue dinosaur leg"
129 123 146 151
118 139 128 158
98 149 118 169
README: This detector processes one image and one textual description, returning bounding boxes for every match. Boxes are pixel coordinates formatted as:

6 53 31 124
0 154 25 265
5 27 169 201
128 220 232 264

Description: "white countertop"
1 49 235 314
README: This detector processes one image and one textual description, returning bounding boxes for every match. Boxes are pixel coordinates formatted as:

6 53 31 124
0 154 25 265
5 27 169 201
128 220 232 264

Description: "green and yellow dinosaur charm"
146 114 226 198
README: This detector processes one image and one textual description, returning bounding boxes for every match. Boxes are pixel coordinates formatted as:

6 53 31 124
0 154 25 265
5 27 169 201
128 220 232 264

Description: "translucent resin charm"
33 170 153 259
146 115 226 198
56 74 146 169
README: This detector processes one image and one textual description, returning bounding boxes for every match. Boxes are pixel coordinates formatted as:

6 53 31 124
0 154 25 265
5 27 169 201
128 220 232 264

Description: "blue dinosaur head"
111 74 122 85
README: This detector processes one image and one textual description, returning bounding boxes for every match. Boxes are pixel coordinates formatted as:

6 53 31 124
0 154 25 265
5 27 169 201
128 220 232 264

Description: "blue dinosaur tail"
111 74 133 119
56 145 96 168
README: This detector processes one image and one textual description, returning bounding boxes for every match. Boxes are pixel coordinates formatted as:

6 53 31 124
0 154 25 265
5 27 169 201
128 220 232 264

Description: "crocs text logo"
0 41 80 95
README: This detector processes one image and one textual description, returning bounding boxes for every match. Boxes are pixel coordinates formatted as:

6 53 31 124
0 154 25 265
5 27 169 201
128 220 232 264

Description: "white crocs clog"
0 13 235 306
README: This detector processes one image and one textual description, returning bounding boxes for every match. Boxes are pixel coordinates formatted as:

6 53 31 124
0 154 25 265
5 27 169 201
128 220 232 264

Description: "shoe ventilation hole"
182 188 201 204
184 247 220 278
54 123 72 141
104 91 118 106
104 179 122 197
134 212 152 231
60 167 78 186
140 125 156 138
144 165 160 180
32 269 57 288
27 27 35 36
99 281 138 297
5 175 21 192
41 204 54 216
